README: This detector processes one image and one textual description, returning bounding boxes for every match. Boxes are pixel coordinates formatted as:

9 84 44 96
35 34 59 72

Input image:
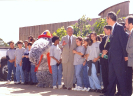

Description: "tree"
92 18 107 35
72 15 92 37
0 38 9 47
52 26 67 40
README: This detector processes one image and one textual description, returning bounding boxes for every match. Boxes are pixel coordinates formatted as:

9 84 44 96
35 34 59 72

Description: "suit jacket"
109 23 128 65
126 29 133 68
60 35 77 64
99 36 110 65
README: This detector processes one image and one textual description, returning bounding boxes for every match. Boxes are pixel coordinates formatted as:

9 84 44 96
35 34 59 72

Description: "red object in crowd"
47 52 52 74
34 53 52 74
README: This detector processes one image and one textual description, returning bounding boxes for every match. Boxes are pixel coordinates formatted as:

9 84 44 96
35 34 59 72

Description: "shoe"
76 86 83 91
96 89 103 93
58 85 62 89
68 88 72 90
53 86 57 89
73 84 76 88
15 82 21 84
6 80 10 84
63 85 67 89
21 82 25 85
73 86 78 91
88 89 96 92
82 87 88 91
14 81 17 84
86 87 91 91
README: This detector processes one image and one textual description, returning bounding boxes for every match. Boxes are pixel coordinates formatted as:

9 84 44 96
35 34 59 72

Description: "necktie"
69 36 71 48
104 36 109 48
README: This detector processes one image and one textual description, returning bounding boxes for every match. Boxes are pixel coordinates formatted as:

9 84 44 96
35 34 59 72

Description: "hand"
102 50 108 55
101 54 104 58
0 64 1 68
14 63 16 67
124 57 128 61
83 61 86 66
59 59 62 63
56 60 60 64
93 58 97 62
19 62 22 66
62 41 67 46
9 60 14 63
73 50 77 54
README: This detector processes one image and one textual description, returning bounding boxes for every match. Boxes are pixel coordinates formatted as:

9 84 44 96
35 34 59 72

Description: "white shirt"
50 44 62 65
112 22 117 34
67 35 73 45
86 42 100 61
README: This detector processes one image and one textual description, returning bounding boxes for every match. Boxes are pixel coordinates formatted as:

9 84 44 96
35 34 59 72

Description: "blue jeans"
30 65 38 83
75 64 83 87
89 63 101 89
7 61 16 82
16 64 24 83
82 63 90 88
51 64 62 86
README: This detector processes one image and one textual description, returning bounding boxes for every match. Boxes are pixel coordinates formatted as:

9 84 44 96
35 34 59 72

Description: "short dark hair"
17 40 23 45
107 11 117 21
76 36 83 41
104 25 112 31
8 41 14 45
52 36 59 43
119 22 126 28
28 42 32 46
96 35 101 41
126 15 133 25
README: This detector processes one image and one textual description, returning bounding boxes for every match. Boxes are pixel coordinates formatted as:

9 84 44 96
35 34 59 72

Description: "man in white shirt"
60 26 77 90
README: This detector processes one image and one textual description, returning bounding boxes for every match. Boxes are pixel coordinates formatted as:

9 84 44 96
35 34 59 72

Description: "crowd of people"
4 11 133 96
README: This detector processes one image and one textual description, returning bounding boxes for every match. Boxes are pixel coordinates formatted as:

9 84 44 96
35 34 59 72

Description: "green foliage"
0 38 9 47
52 26 67 40
72 15 92 37
93 18 107 35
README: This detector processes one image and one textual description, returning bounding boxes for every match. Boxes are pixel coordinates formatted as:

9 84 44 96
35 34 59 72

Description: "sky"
0 0 132 43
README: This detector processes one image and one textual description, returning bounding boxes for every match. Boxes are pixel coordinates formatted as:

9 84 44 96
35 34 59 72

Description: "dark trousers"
101 59 109 92
105 61 127 96
126 66 132 96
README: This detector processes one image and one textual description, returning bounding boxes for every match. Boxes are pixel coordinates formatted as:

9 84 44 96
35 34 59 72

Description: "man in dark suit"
104 11 128 96
99 25 112 93
125 15 133 96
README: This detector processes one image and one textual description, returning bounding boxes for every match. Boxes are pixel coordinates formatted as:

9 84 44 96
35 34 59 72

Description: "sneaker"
58 85 62 89
53 86 57 89
86 87 91 91
6 80 10 84
73 86 78 91
15 82 21 85
77 86 83 91
21 82 25 85
82 87 87 91
14 81 17 84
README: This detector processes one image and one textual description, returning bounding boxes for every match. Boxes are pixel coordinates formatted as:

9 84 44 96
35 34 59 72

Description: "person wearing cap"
6 41 17 84
15 40 25 84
